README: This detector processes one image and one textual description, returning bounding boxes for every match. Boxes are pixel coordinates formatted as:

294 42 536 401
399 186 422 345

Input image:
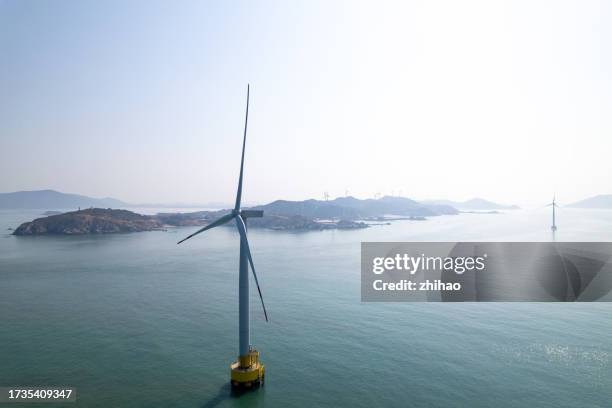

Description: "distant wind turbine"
177 84 267 388
546 194 560 232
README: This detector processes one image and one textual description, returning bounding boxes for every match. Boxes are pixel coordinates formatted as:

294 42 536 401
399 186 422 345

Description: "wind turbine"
547 194 560 233
177 84 268 388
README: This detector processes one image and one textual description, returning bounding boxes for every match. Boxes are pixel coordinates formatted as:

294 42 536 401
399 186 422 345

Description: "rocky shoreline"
13 208 165 235
13 208 368 236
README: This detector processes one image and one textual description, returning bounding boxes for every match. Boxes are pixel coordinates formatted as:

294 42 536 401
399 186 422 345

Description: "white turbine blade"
234 84 249 211
177 213 235 244
235 215 269 322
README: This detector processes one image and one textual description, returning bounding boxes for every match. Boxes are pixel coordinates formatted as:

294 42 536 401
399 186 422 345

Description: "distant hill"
0 190 128 210
251 196 458 219
422 198 519 211
567 195 612 209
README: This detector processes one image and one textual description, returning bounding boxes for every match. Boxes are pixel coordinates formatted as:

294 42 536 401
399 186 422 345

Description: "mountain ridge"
567 195 612 209
251 196 458 219
2 189 523 215
0 190 127 210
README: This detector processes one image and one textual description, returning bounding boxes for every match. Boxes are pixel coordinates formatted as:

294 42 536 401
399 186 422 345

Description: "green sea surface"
1 208 611 407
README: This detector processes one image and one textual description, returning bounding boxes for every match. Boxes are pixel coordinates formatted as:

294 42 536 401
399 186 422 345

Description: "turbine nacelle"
241 209 264 219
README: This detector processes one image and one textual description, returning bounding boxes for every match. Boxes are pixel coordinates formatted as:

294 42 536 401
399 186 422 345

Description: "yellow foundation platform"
230 349 264 388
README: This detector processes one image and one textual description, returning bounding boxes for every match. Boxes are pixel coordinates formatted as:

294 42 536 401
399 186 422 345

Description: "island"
155 210 368 231
0 189 127 209
13 208 165 235
12 195 462 236
567 194 612 209
13 208 368 235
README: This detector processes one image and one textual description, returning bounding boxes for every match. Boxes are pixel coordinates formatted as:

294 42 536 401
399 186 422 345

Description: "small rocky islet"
13 208 165 235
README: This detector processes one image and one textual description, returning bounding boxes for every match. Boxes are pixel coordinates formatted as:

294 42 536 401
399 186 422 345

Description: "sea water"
1 208 611 407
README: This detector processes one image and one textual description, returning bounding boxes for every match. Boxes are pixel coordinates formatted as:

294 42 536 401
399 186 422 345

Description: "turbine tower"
177 84 268 388
547 194 559 235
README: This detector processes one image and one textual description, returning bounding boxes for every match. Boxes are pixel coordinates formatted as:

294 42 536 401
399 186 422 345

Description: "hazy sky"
1 0 610 205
